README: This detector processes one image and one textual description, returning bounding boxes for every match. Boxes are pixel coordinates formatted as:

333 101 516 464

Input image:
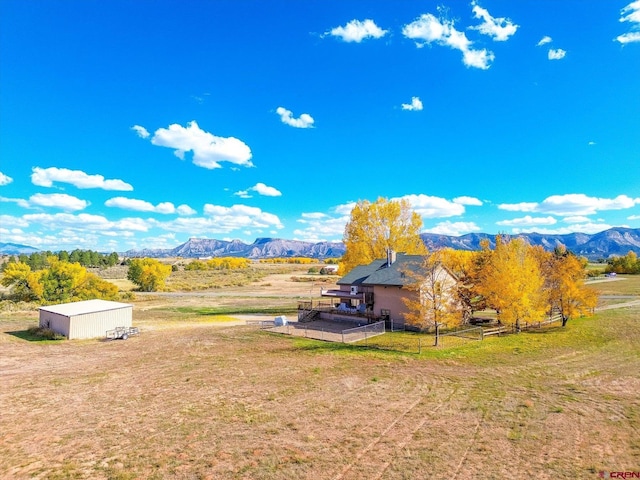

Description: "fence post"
342 331 344 343
418 337 421 354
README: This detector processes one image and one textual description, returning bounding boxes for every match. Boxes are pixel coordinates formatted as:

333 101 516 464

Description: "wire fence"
246 310 566 352
341 321 386 343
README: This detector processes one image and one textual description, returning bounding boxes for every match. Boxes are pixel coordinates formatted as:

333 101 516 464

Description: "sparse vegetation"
0 260 637 479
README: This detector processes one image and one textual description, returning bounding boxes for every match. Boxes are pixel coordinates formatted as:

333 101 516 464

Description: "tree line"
404 239 597 331
605 251 640 274
2 250 120 271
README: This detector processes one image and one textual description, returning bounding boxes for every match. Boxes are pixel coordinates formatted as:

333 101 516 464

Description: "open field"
1 273 639 479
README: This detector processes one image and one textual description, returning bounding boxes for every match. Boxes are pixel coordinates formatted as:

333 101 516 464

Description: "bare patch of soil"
1 276 639 479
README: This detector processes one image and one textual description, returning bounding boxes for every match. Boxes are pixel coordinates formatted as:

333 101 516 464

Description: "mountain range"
2 228 639 260
125 227 640 260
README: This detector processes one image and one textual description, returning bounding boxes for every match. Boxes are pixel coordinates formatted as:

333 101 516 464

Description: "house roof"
39 299 132 317
337 259 388 286
338 254 424 287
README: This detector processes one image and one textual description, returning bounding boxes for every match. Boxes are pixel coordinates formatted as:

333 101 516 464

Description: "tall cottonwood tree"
538 246 598 326
127 258 172 292
402 251 462 330
1 259 118 303
341 197 426 274
439 248 482 323
476 236 546 332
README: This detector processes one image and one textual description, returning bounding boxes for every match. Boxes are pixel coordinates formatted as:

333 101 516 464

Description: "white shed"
39 299 133 340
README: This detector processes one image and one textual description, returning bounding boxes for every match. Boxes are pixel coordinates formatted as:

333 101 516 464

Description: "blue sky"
1 0 639 253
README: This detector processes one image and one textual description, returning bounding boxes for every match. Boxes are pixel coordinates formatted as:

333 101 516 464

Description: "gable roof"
338 253 425 287
337 259 388 286
39 299 132 317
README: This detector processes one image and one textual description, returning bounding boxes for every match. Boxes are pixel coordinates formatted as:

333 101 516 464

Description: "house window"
380 309 390 320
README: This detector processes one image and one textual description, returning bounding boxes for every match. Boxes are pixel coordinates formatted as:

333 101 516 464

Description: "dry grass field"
1 270 639 479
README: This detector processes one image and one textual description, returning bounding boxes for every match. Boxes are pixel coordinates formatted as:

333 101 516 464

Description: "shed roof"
39 299 132 317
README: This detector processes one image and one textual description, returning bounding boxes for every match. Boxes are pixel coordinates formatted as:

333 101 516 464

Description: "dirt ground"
1 272 639 479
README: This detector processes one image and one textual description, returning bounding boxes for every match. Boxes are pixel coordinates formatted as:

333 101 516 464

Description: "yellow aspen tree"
477 236 546 332
127 258 172 292
1 262 37 301
439 248 481 323
541 247 598 326
341 197 426 274
402 251 462 330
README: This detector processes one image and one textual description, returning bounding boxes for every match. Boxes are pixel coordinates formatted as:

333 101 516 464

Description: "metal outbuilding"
39 299 133 340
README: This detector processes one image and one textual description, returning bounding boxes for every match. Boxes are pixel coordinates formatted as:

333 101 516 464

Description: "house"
313 250 457 326
39 299 133 339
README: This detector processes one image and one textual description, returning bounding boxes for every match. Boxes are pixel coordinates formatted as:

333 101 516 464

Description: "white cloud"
453 196 483 206
628 214 640 220
397 194 466 218
470 2 519 41
105 197 180 214
498 202 538 212
235 183 281 199
327 19 388 43
0 215 29 228
616 1 640 44
548 48 566 60
402 13 494 69
21 212 151 233
423 221 482 236
512 223 615 235
334 202 357 216
202 204 283 231
150 121 253 169
31 167 133 191
617 31 640 44
294 214 349 242
563 216 592 224
177 204 197 216
251 183 282 197
276 107 315 129
301 212 329 220
537 36 552 46
233 190 251 199
29 193 88 211
0 172 13 186
401 97 423 111
588 141 596 146
0 196 30 208
500 194 640 217
131 125 150 139
496 215 557 227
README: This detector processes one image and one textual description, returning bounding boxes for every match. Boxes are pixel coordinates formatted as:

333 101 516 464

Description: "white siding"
68 307 132 340
39 301 133 339
40 311 71 338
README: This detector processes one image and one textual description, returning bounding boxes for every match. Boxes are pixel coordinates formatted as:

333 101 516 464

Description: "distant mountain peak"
7 227 637 260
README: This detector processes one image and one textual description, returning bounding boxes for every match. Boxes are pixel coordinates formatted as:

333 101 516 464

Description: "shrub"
27 326 66 340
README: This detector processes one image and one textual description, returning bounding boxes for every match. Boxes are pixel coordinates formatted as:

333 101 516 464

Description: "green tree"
127 258 172 291
341 197 426 274
1 259 118 302
606 251 640 274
